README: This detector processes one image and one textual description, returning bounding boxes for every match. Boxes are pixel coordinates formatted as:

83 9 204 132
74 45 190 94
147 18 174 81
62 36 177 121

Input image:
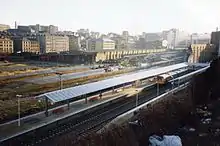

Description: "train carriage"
156 68 188 85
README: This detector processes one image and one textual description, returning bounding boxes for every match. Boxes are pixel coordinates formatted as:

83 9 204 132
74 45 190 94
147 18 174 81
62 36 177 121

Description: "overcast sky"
1 0 220 34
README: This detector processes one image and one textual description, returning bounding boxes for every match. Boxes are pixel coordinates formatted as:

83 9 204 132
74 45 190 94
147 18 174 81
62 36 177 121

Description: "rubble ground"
177 99 220 146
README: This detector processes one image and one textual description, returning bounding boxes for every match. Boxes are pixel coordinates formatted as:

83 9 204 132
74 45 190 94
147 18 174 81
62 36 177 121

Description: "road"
0 66 90 80
1 79 187 146
23 62 178 85
23 69 105 84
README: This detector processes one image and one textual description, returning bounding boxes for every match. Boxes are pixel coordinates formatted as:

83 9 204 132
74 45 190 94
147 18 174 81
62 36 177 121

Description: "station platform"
0 85 145 142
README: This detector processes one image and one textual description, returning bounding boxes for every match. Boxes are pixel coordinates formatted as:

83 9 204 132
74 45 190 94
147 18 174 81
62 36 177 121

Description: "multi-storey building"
211 31 220 56
87 39 96 51
211 31 220 46
189 44 216 63
37 33 69 53
190 33 210 44
0 37 13 53
13 37 40 53
111 36 126 49
68 35 81 51
95 38 115 51
87 38 115 51
162 29 190 49
30 39 40 53
90 31 100 39
127 36 136 49
48 25 58 34
166 29 178 49
18 24 58 34
122 31 129 38
77 29 89 38
135 37 146 49
122 31 129 49
145 33 162 42
0 24 10 31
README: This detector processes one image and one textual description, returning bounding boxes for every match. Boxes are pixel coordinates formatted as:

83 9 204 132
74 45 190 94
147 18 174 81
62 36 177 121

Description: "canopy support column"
67 100 70 110
112 87 114 94
99 92 102 99
45 97 49 117
85 95 88 104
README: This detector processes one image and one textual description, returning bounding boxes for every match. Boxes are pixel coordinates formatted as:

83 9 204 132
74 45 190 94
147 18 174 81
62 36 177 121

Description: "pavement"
0 86 144 142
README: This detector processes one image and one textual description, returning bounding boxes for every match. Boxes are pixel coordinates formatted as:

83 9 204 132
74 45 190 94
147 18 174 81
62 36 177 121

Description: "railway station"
39 63 189 115
0 62 209 145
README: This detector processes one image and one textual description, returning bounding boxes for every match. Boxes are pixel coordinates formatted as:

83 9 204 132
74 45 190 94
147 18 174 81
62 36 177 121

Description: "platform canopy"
40 63 188 103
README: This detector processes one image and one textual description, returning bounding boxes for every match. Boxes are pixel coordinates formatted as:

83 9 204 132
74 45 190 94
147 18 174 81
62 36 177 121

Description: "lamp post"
55 72 63 90
16 94 22 127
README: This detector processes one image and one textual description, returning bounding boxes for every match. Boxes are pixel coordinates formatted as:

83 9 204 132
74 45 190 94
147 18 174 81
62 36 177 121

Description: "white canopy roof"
40 63 188 103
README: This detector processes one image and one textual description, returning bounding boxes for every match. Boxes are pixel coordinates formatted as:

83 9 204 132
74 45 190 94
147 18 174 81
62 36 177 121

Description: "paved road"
0 65 38 72
0 68 53 80
24 69 105 84
0 66 90 80
24 60 182 85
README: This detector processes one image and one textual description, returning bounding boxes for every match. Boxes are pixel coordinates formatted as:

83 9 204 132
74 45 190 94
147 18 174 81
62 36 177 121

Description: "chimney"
15 21 17 29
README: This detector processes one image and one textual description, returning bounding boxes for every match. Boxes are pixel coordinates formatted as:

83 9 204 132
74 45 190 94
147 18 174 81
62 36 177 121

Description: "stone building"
37 33 69 53
0 37 13 53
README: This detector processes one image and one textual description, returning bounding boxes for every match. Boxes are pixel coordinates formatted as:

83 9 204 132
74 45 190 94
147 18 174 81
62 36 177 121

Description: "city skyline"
1 0 220 34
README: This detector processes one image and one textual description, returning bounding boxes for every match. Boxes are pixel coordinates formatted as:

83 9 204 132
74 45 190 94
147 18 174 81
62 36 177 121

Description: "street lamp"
16 94 22 127
55 72 63 90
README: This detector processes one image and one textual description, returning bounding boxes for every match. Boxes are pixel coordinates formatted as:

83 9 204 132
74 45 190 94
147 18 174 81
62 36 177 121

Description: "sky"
1 0 220 35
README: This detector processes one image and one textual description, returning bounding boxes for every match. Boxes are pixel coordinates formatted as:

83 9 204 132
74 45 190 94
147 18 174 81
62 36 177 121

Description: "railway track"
2 82 175 146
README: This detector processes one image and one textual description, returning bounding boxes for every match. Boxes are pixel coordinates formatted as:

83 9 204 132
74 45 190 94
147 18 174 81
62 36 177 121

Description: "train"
155 68 189 85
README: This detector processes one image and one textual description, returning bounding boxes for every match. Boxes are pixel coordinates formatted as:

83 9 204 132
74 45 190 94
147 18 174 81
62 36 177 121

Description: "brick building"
13 37 40 54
